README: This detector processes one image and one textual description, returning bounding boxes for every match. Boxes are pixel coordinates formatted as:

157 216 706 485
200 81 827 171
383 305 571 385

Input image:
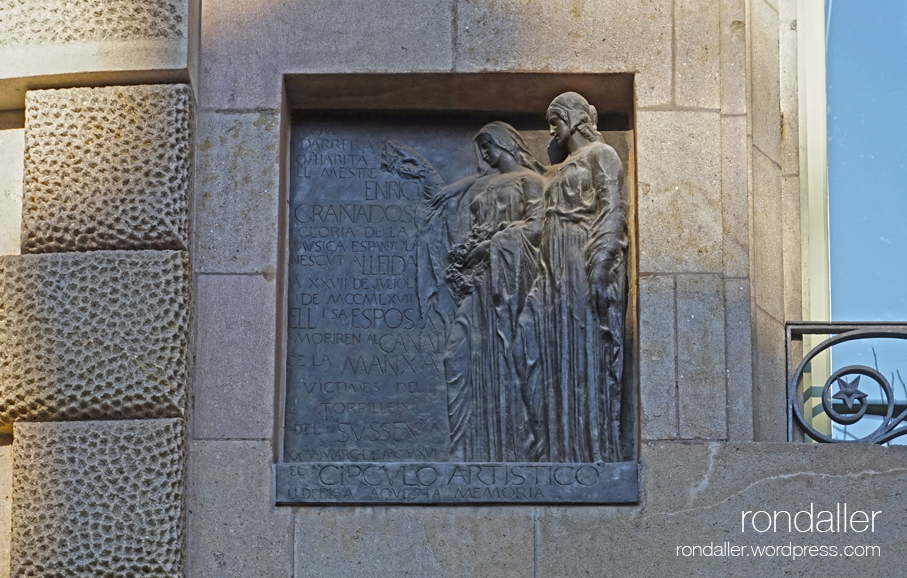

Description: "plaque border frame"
275 72 640 505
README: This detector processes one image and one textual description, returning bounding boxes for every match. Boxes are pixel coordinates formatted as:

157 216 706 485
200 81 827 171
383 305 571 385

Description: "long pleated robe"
445 170 544 462
515 141 627 463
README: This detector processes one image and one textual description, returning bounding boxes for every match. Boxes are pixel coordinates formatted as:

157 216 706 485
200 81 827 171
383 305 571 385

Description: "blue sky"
825 0 907 439
826 0 907 322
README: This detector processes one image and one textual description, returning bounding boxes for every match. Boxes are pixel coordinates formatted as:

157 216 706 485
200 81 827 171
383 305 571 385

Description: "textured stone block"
0 0 186 48
720 0 747 114
195 111 279 273
752 148 783 320
456 0 673 108
200 0 454 110
676 0 720 109
22 84 191 253
10 419 186 576
782 175 801 321
0 444 10 577
753 308 786 441
538 441 907 577
0 128 24 256
193 274 276 439
0 250 189 432
779 5 799 175
0 1 189 109
639 275 677 440
725 280 754 441
677 275 727 439
188 441 293 577
295 506 534 577
0 0 188 110
637 111 722 273
752 0 781 163
722 115 749 278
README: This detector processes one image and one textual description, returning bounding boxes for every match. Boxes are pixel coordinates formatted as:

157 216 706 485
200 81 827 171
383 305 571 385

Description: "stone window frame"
797 0 829 329
792 0 833 438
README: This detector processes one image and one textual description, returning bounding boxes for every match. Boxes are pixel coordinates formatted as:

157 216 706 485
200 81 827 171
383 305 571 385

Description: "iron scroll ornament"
788 327 907 444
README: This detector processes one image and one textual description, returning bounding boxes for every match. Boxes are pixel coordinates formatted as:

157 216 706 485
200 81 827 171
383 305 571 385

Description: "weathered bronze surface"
280 93 636 504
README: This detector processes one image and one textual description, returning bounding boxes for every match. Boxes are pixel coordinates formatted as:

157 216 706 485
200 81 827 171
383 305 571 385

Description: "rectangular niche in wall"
277 73 638 504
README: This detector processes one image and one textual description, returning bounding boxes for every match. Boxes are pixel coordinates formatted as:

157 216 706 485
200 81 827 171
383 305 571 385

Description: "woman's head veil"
546 92 604 144
474 121 546 174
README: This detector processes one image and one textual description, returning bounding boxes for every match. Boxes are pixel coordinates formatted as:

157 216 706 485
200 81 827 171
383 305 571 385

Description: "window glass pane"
825 1 907 442
826 0 907 321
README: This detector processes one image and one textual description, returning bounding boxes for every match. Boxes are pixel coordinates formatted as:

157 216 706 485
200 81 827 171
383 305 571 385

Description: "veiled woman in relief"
384 122 545 461
515 92 628 463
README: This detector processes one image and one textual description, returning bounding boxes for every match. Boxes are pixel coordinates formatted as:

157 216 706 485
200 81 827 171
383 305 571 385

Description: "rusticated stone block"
22 84 191 253
10 419 186 577
0 251 189 432
0 0 186 47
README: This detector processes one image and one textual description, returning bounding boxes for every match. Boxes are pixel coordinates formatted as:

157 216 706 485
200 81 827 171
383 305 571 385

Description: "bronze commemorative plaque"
278 93 637 504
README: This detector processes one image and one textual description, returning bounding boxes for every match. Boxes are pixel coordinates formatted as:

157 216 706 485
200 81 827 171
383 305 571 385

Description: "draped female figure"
383 122 545 461
515 93 628 463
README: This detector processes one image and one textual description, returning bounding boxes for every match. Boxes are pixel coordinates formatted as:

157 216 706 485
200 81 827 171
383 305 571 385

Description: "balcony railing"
787 322 907 443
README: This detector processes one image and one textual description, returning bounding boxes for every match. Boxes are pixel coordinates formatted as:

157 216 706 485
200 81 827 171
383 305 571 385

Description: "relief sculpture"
384 122 546 462
383 92 628 465
280 91 636 504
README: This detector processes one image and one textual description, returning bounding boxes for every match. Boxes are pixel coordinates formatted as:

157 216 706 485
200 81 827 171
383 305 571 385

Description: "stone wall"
2 0 905 576
749 0 802 442
0 0 192 110
0 83 193 576
0 128 23 256
11 420 186 575
0 2 196 569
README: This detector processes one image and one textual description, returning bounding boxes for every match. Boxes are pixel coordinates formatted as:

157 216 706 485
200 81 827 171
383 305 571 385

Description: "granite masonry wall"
0 80 193 575
0 0 195 110
11 419 186 575
1 0 906 576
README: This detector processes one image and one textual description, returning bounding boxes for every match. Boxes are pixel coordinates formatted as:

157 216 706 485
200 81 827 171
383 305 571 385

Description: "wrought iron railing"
787 322 907 443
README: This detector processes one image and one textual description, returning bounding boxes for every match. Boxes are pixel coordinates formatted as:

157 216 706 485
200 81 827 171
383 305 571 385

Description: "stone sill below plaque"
276 462 638 505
